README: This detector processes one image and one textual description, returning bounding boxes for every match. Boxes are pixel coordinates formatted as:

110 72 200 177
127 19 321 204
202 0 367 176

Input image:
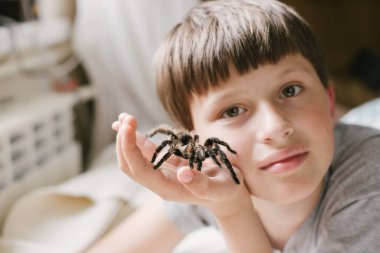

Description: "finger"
112 112 129 131
116 125 130 175
177 166 239 201
118 112 127 122
112 121 120 131
142 133 188 169
136 131 156 159
120 115 181 186
115 114 185 169
117 124 179 195
120 115 150 173
116 115 197 202
135 131 184 170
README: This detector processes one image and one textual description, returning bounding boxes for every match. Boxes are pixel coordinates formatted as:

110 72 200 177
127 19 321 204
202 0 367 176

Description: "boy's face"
190 54 335 204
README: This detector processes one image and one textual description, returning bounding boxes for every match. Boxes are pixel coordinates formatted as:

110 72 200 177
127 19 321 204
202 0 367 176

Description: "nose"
254 103 294 144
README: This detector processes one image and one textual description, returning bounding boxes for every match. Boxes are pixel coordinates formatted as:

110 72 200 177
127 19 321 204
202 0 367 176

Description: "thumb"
177 166 210 199
177 166 199 184
177 166 238 201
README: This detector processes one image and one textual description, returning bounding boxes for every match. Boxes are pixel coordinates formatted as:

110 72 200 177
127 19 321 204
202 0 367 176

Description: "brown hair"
155 0 329 130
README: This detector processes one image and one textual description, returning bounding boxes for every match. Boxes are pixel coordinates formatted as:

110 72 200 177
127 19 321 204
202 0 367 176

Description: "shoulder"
323 122 380 212
296 123 380 252
332 122 380 176
333 122 380 152
284 123 380 252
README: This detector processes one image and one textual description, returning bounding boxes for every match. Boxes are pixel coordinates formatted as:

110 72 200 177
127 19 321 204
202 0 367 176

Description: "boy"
89 0 380 252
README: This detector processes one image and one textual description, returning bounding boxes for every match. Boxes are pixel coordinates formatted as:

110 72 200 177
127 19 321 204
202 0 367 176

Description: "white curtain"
73 0 199 160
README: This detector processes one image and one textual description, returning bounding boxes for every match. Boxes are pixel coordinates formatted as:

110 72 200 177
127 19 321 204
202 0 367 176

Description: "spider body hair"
146 127 240 184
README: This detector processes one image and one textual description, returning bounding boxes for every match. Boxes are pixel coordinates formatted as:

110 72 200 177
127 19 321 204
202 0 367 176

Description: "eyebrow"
201 66 313 109
203 89 245 109
277 67 310 78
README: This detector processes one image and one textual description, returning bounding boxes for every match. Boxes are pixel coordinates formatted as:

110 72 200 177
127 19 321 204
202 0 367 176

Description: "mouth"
258 148 309 174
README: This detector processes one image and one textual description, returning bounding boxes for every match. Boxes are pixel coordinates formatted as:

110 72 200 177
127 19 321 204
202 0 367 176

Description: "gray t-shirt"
164 123 380 253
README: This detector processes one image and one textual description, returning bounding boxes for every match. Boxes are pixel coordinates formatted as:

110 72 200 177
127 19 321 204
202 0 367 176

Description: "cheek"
297 98 335 134
197 127 236 145
224 135 253 170
197 129 249 163
295 105 335 161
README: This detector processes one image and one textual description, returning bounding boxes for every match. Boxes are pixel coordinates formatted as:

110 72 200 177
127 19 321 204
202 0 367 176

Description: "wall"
283 0 380 108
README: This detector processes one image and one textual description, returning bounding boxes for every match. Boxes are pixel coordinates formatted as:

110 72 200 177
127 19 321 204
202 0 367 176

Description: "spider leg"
189 153 196 169
217 149 240 184
153 151 174 169
206 147 222 168
197 160 203 171
146 128 175 138
152 148 183 169
151 140 171 163
174 149 184 158
205 138 237 154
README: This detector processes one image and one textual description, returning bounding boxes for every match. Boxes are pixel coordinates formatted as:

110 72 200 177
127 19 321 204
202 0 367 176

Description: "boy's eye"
280 84 302 98
221 106 246 118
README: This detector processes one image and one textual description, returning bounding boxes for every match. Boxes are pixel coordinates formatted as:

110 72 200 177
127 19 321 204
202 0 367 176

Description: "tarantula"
146 126 240 184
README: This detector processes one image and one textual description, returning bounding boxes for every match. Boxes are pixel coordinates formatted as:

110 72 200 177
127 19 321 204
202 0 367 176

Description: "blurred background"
284 0 380 114
0 0 379 252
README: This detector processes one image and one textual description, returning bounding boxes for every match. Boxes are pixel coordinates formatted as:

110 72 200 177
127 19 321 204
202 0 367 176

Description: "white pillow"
340 98 380 130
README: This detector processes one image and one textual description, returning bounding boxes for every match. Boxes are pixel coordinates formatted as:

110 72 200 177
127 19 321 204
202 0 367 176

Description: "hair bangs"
155 0 329 129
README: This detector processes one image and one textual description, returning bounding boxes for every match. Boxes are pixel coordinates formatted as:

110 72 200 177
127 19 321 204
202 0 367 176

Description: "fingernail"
120 112 129 121
112 121 119 130
180 169 194 184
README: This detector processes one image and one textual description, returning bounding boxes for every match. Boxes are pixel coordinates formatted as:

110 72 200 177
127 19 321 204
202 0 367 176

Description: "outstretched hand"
112 113 249 218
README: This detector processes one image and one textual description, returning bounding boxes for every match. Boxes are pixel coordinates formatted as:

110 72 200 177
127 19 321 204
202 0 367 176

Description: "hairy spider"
146 126 240 184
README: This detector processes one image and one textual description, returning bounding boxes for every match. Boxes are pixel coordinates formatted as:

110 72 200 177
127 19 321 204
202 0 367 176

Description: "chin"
251 178 322 205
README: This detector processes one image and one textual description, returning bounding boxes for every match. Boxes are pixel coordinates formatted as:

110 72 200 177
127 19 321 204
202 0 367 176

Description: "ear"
326 83 335 119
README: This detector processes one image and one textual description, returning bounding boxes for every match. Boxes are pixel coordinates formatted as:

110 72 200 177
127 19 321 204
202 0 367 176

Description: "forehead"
195 54 318 97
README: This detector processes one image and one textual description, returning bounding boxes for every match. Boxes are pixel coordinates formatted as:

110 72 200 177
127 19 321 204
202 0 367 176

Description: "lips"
258 148 309 174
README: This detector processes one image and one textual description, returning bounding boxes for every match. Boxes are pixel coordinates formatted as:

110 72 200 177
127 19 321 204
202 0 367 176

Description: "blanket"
0 144 226 253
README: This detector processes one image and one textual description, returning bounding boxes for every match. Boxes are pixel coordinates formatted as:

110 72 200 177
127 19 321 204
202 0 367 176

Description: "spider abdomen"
196 148 206 161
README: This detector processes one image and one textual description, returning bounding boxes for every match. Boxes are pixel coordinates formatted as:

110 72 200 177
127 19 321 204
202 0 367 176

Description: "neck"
252 181 323 250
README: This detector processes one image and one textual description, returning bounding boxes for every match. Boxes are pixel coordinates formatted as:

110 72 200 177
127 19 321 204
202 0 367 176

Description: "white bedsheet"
0 144 226 253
